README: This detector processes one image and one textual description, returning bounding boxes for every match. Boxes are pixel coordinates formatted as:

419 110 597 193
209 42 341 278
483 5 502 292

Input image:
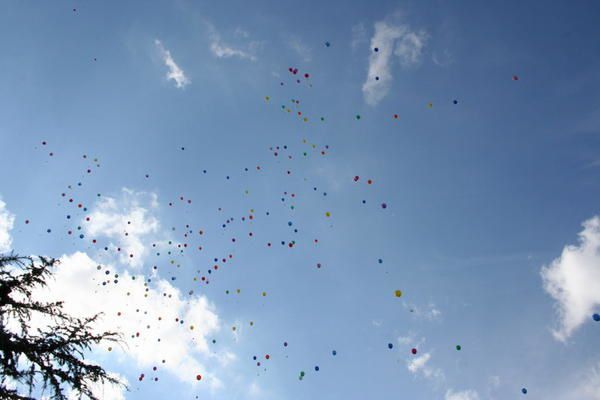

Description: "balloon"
325 41 331 47
411 348 417 355
355 115 361 120
332 350 337 356
325 212 331 217
593 313 600 321
394 290 402 298
456 345 461 351
521 388 527 394
314 366 319 371
388 343 393 349
196 374 202 381
453 99 458 104
513 75 519 81
374 47 379 52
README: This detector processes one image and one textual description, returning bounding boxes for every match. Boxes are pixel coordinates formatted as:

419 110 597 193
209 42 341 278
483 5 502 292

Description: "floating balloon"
513 75 519 81
593 313 600 322
196 374 202 381
388 343 393 349
394 290 402 298
521 388 527 394
332 350 337 356
411 348 417 355
456 345 461 351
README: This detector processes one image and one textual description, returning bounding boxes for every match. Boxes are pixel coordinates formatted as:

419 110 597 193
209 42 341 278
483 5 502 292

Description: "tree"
0 254 124 400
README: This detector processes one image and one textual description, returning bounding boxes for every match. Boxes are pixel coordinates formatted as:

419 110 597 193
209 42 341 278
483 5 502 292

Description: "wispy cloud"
362 20 428 106
0 197 15 253
407 352 444 382
208 24 257 61
155 39 190 88
541 216 600 341
288 36 312 63
404 302 442 321
445 389 480 400
351 23 368 50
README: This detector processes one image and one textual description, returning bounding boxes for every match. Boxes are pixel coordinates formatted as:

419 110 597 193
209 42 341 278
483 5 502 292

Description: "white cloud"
288 36 312 63
407 352 431 373
394 30 428 66
84 188 159 268
407 351 444 382
572 364 600 400
37 251 225 390
405 302 442 320
208 25 257 61
541 216 600 341
155 39 190 88
362 20 428 106
0 197 15 253
67 373 128 400
445 389 480 400
248 381 262 397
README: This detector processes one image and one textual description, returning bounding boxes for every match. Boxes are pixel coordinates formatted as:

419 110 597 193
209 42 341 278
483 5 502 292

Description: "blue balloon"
522 388 527 394
314 366 319 371
593 313 600 322
332 350 337 356
388 343 393 349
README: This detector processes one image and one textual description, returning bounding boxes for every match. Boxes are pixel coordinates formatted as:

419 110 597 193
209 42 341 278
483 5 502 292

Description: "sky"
1 1 600 399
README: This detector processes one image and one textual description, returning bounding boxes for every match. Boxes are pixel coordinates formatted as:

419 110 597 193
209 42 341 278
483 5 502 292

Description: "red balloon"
196 374 202 381
411 348 417 355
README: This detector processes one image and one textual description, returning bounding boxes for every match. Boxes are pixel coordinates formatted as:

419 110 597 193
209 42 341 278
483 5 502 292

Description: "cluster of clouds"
1 190 236 399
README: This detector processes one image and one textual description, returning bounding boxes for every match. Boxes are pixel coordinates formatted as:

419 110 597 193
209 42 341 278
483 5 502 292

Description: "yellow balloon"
394 290 402 298
325 212 331 217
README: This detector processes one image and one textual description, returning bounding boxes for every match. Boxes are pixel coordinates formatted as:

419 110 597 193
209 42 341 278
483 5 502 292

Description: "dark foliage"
0 254 124 399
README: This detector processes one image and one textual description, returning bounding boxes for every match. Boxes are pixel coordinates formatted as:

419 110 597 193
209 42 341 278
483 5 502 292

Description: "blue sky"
1 1 600 399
